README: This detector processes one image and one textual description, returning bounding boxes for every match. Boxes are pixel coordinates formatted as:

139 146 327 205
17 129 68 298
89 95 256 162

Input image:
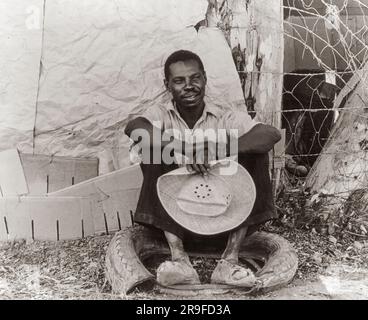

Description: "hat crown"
176 174 232 217
156 159 256 235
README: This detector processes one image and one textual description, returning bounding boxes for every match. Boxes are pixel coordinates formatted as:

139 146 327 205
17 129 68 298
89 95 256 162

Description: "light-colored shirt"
141 96 258 139
129 96 259 164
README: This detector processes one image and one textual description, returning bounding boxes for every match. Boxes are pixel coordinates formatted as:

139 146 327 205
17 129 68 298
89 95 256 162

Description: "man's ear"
203 71 207 84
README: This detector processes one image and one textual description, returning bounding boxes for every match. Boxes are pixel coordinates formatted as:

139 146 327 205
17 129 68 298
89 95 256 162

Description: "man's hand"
185 139 227 175
186 162 211 176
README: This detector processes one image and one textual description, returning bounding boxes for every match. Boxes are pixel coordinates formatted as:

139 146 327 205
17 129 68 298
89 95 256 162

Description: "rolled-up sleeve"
140 105 166 130
221 110 260 138
127 105 166 163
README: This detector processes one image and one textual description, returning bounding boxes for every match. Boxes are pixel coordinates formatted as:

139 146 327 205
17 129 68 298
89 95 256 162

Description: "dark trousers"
134 153 278 244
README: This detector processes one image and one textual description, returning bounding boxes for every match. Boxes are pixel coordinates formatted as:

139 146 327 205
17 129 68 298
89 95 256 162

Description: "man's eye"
173 80 183 84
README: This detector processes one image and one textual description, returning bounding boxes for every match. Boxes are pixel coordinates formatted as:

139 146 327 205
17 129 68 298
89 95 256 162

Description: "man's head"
164 50 207 109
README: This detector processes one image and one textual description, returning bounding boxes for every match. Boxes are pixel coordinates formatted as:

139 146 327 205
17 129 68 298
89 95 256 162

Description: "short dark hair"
164 50 205 80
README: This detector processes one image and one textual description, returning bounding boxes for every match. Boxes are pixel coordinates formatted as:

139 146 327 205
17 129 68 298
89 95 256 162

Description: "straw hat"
157 159 256 235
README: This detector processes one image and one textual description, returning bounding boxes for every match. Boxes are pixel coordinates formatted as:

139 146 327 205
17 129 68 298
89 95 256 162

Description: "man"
125 50 281 286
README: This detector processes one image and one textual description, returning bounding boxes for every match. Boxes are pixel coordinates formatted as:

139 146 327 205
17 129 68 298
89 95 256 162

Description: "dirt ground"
1 222 367 300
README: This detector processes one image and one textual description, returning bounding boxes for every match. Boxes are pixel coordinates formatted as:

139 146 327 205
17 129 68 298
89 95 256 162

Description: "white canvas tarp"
0 0 44 153
1 0 246 172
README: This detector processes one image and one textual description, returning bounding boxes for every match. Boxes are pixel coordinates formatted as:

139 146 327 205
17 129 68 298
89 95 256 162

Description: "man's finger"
194 163 208 176
191 163 202 175
198 164 209 176
203 162 211 172
186 164 194 173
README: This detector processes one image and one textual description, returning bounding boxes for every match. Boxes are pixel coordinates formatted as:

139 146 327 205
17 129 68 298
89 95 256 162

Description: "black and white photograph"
0 0 368 303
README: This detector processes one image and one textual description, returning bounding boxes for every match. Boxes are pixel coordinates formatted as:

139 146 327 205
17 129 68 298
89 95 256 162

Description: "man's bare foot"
158 231 200 286
211 259 256 287
157 258 200 286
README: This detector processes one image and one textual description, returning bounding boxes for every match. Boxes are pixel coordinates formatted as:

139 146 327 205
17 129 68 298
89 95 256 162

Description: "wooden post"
208 0 284 188
217 0 284 128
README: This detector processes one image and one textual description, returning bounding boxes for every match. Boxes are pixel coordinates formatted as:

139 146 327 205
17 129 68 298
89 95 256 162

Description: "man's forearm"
125 117 185 154
126 118 281 160
228 123 281 155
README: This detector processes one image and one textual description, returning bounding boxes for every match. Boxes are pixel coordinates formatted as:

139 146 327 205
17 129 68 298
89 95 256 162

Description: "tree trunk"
306 63 368 212
206 0 284 194
207 0 284 128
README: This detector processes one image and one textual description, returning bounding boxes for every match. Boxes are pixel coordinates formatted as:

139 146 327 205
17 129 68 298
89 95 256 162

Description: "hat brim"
157 159 256 235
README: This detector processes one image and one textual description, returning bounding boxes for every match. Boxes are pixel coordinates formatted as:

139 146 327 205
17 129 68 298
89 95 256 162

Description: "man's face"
165 60 207 109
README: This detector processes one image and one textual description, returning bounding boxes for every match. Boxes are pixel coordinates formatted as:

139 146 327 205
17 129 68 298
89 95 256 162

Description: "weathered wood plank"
74 159 99 184
28 201 58 241
29 197 93 241
19 154 99 195
102 189 140 232
50 180 106 234
49 164 142 196
101 196 121 233
48 160 75 193
54 199 86 241
0 149 28 197
2 198 33 240
0 200 8 241
81 198 95 237
19 154 49 195
0 196 93 241
114 189 141 227
49 164 143 234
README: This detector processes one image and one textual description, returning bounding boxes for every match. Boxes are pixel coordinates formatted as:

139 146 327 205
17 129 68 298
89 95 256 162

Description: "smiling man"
125 50 281 286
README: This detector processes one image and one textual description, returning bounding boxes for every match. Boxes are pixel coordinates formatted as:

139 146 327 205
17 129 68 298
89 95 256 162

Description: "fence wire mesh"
281 0 367 195
231 1 367 188
284 0 368 235
225 0 368 229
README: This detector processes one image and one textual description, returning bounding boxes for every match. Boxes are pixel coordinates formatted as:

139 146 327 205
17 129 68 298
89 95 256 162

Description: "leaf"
354 241 364 251
310 194 320 204
328 224 335 235
360 225 367 235
312 253 323 265
323 212 330 221
329 236 337 245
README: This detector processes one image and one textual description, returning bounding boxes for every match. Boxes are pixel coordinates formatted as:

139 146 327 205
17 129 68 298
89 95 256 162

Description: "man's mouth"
182 92 200 100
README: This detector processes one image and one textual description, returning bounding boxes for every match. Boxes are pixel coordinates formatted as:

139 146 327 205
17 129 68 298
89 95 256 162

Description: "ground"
1 188 368 300
1 221 367 300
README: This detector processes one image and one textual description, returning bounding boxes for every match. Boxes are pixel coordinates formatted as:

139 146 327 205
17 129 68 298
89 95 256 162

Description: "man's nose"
184 79 194 90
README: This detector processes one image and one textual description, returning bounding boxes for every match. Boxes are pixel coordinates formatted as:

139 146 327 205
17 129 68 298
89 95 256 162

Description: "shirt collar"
167 96 222 119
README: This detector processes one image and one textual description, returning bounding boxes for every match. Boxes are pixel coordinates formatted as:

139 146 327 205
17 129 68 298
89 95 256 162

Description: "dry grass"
1 223 367 300
1 189 368 300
